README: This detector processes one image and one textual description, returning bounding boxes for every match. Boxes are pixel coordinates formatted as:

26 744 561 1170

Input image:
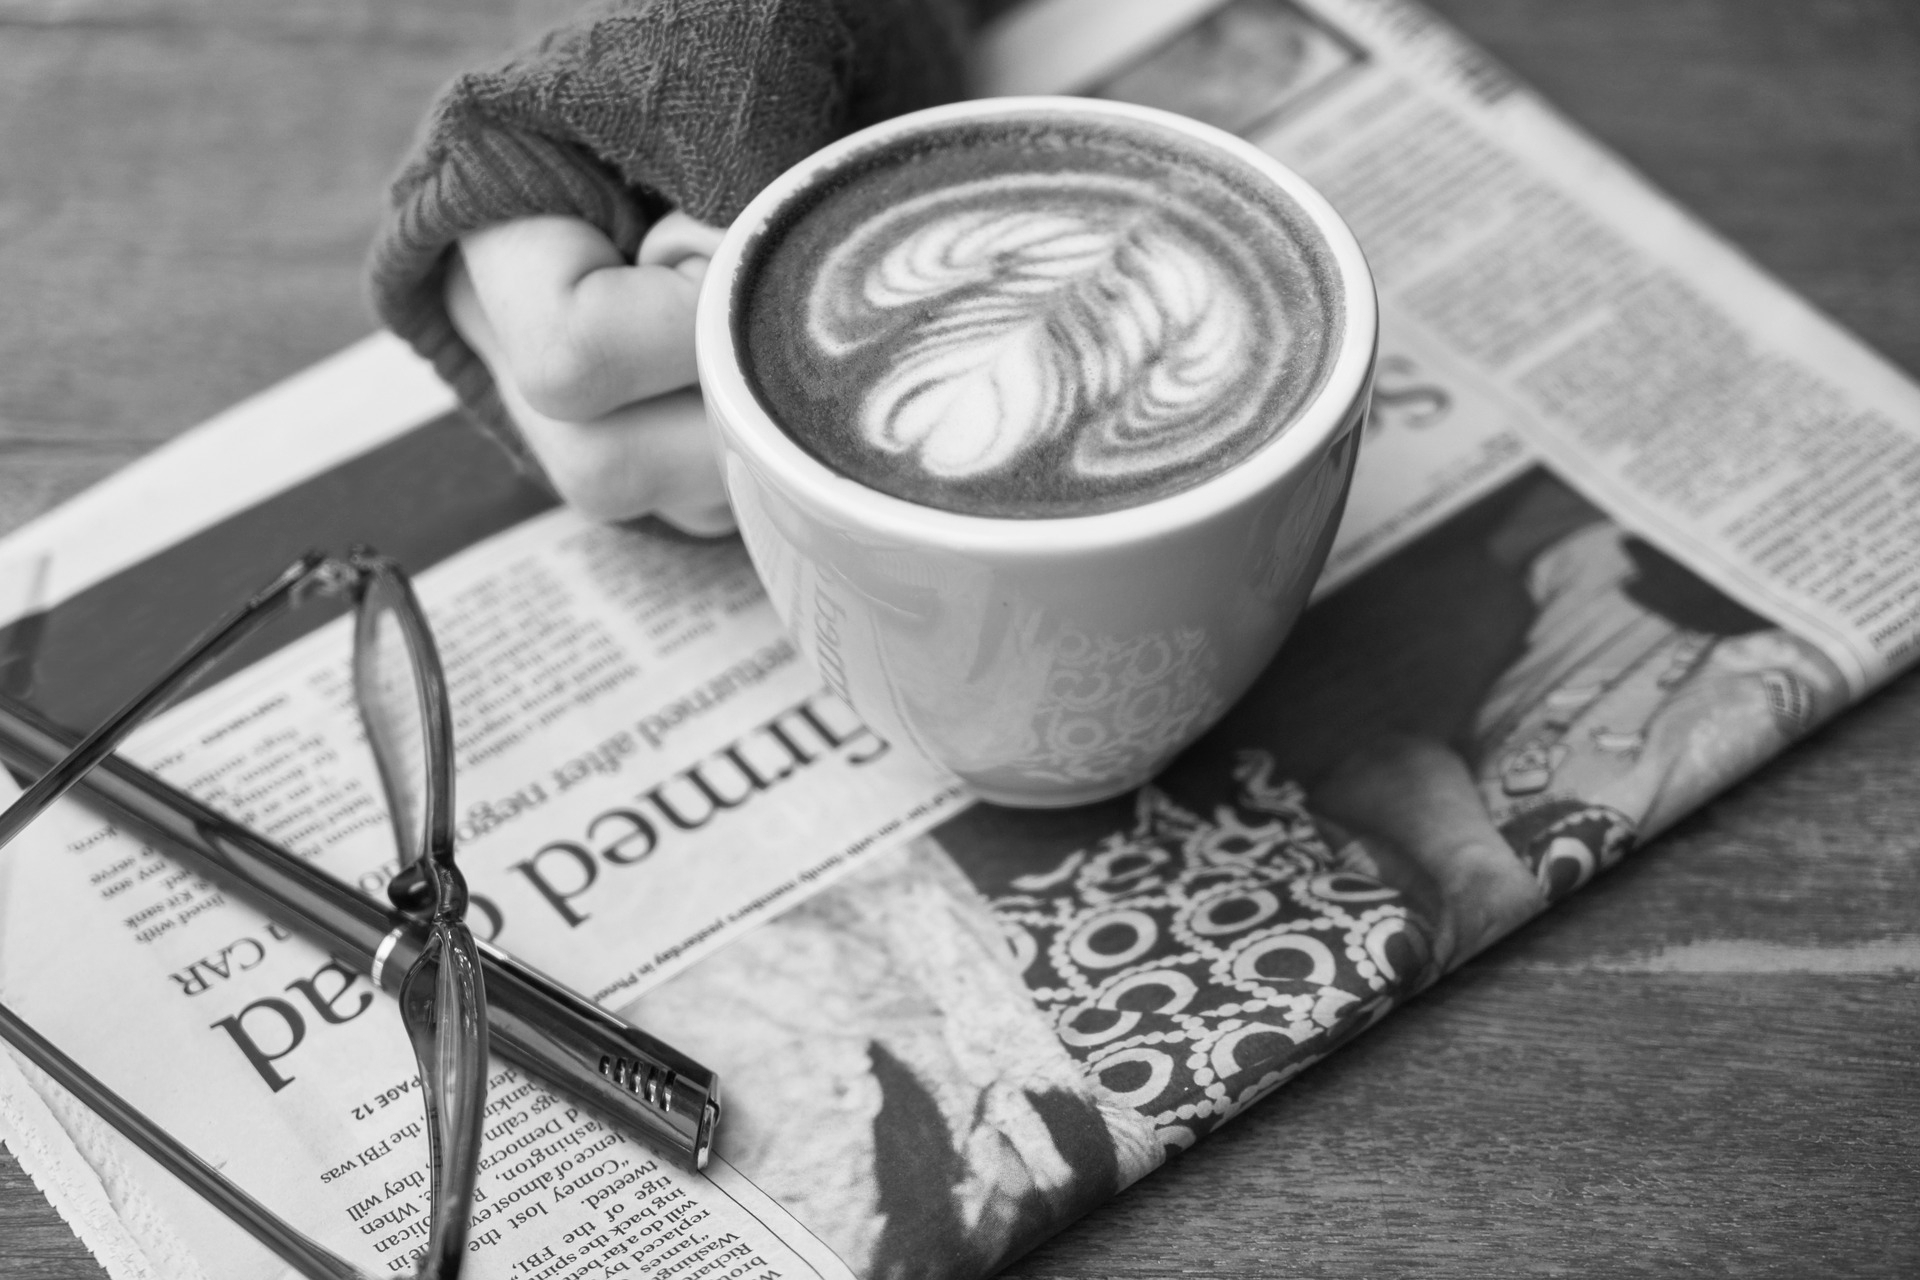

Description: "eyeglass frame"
0 547 486 1280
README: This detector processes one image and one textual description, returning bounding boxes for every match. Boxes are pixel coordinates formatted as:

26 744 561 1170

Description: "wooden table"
3 2 1916 1275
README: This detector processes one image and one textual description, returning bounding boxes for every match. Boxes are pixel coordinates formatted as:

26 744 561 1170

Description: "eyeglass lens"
398 914 486 1279
354 571 435 875
351 560 485 1280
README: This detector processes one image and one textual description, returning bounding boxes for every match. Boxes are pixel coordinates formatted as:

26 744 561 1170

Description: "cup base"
961 772 1150 811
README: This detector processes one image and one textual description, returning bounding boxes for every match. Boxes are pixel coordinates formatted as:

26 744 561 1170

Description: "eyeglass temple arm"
0 554 336 850
0 1001 375 1280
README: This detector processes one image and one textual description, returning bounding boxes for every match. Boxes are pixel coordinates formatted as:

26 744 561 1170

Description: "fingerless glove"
367 0 980 475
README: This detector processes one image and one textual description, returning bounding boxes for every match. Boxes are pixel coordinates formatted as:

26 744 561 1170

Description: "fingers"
637 210 729 269
446 252 737 535
508 383 734 532
458 216 714 421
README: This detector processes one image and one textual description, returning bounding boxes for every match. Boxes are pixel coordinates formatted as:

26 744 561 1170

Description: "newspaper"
3 0 1917 1277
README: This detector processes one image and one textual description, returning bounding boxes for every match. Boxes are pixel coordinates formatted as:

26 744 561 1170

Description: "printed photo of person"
1090 0 1367 136
1167 468 1847 976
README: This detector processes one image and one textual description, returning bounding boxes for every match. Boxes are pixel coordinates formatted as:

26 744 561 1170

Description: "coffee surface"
737 113 1342 518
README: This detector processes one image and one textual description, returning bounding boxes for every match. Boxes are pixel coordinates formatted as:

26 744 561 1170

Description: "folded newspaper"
4 1 1917 1277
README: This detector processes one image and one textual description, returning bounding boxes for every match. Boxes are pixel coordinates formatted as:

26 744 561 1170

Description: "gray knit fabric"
368 0 978 479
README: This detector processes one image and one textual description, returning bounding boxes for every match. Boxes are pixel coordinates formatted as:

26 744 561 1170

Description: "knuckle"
536 434 660 524
514 338 610 422
545 464 633 523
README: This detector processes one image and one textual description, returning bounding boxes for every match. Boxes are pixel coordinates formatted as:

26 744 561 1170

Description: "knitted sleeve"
366 0 981 477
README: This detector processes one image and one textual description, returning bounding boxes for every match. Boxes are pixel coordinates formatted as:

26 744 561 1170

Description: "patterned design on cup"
942 627 1226 792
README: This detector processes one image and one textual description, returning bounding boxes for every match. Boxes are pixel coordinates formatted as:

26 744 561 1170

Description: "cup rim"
696 94 1378 557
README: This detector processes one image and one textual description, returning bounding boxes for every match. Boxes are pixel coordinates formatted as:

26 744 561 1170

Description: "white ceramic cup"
696 96 1376 808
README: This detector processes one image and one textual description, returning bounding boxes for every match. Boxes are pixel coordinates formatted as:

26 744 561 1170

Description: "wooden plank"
0 0 510 538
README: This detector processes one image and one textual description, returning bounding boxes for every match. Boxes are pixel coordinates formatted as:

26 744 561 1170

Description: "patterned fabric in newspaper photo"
981 757 1424 1154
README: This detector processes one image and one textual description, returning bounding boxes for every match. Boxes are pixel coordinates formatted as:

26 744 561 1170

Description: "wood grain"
2 1 1917 1277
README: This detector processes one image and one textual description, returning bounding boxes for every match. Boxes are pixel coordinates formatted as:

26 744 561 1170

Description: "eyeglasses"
0 549 485 1280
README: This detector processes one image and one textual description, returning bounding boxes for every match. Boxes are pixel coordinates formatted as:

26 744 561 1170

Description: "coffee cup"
696 96 1375 808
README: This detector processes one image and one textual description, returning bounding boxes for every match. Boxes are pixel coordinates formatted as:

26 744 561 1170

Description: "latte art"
810 175 1277 488
740 116 1340 518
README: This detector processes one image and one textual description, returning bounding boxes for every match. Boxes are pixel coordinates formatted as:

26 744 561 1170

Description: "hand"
444 212 736 534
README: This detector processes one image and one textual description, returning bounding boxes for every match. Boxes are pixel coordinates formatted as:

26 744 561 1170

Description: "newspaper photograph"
2 0 1917 1278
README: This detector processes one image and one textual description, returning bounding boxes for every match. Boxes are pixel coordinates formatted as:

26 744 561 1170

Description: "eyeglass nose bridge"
417 854 471 924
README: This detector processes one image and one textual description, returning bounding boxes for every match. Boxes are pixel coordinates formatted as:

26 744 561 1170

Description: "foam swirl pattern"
809 174 1275 493
742 123 1336 519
